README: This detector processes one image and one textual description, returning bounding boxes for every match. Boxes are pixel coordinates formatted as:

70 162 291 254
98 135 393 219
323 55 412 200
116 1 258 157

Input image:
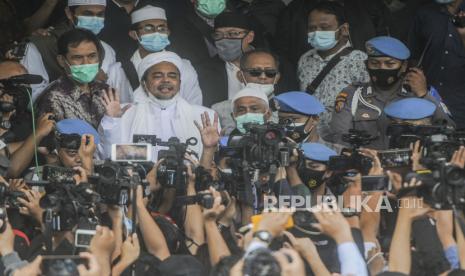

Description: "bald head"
0 61 27 80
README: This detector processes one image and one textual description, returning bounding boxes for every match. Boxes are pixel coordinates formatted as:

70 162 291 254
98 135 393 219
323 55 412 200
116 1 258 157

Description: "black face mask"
298 167 326 189
0 101 15 113
368 68 403 89
285 118 311 144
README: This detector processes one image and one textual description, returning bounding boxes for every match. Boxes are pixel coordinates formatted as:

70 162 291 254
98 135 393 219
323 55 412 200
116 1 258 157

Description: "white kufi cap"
131 5 167 24
68 0 106 6
231 87 269 110
137 51 183 81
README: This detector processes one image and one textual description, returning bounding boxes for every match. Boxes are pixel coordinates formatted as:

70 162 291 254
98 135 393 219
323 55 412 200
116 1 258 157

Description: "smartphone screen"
378 149 412 168
111 144 152 162
361 176 390 192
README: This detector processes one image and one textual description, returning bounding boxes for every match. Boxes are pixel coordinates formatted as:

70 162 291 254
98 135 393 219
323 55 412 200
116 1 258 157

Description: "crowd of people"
1 0 465 275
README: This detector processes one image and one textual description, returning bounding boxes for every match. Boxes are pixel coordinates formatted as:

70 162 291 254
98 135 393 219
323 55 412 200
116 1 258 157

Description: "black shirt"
409 3 465 128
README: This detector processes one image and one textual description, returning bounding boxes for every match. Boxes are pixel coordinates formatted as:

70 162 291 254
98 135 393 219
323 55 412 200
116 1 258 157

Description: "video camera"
0 182 26 209
0 74 42 114
328 129 374 174
40 182 100 231
155 137 197 189
404 161 465 210
176 193 215 209
224 122 296 171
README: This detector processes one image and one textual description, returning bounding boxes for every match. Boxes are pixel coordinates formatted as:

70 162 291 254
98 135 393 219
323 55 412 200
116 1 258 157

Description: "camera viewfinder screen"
115 145 148 161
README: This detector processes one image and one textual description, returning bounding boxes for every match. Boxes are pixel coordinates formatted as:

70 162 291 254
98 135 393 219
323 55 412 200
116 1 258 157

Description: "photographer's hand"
450 146 465 169
12 256 42 276
8 179 26 192
0 220 15 256
185 164 206 254
218 191 236 227
203 187 225 222
410 140 426 171
256 211 292 238
89 225 115 276
77 252 101 276
273 248 306 276
146 159 163 193
36 112 55 139
359 148 383 176
112 233 140 275
17 189 44 226
341 172 362 228
73 166 88 185
79 134 96 175
283 231 330 276
312 204 353 244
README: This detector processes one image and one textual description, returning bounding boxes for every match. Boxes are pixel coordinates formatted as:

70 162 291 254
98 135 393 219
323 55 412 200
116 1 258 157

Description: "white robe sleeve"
20 43 49 102
97 114 123 159
100 41 116 74
106 62 134 104
180 59 203 106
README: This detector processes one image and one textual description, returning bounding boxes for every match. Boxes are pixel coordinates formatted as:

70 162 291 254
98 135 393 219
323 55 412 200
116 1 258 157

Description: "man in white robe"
98 51 218 161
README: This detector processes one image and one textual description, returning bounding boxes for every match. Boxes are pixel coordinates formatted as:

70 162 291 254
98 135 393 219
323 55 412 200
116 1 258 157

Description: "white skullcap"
137 51 183 81
68 0 106 6
131 5 167 24
231 87 269 110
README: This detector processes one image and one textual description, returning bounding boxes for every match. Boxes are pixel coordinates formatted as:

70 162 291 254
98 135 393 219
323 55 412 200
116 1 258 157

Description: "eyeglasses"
137 24 169 34
212 31 248 41
242 68 278 78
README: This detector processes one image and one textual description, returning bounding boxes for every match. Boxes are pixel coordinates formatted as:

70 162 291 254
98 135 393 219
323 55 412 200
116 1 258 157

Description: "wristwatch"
253 230 273 244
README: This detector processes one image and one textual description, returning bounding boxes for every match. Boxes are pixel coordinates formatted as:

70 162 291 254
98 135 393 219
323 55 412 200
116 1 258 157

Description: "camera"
93 161 132 206
177 193 215 209
40 182 100 231
422 133 465 162
0 182 26 209
195 166 224 192
387 123 445 149
156 137 197 189
292 210 321 236
226 123 295 171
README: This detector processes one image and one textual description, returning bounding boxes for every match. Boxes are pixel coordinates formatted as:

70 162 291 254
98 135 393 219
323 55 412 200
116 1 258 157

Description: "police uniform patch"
335 91 348 113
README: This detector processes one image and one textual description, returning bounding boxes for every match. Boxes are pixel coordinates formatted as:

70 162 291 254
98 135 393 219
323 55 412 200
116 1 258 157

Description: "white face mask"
241 71 277 97
245 83 275 97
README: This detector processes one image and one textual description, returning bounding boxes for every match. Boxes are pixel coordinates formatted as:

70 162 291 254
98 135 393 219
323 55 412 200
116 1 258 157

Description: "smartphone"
361 176 391 192
41 255 87 276
133 134 158 146
251 214 294 232
378 149 412 168
111 143 152 162
75 229 96 248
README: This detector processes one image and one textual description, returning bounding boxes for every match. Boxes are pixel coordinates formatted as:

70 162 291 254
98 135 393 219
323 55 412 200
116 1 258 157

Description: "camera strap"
306 47 353 94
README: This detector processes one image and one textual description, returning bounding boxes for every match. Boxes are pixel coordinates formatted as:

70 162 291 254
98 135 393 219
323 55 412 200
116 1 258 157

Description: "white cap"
231 87 269 110
137 51 183 81
131 5 167 24
68 0 106 6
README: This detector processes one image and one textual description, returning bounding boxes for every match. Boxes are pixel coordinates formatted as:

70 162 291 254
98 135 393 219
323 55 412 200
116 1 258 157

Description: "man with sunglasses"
212 49 280 135
120 4 202 105
326 36 454 150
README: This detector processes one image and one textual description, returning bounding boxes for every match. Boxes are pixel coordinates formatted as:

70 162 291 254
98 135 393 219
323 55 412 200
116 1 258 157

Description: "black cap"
214 12 250 30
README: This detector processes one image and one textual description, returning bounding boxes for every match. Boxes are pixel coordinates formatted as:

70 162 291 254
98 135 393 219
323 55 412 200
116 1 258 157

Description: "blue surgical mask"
139 32 171 52
235 113 265 133
435 0 454 3
307 28 340 51
76 16 105 35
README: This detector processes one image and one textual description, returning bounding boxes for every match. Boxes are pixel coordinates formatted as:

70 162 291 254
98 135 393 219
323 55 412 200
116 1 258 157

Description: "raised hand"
101 88 130 118
195 112 220 149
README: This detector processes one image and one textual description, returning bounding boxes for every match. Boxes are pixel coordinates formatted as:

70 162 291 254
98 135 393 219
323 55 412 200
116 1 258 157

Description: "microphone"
6 74 44 85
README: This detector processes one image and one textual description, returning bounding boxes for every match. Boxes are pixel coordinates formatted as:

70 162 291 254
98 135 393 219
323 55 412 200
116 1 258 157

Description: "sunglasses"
243 68 278 78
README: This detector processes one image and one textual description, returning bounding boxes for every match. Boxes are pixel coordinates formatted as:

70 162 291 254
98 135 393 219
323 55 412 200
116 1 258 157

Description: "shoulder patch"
335 91 348 113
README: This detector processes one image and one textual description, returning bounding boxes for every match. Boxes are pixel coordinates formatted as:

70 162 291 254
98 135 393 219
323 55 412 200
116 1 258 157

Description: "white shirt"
131 50 203 106
226 62 245 100
106 62 134 104
22 40 117 101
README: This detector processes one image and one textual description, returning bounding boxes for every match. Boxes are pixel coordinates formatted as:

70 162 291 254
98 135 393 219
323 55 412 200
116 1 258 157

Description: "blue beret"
56 119 100 144
300 143 337 162
273 92 325 116
366 36 410 60
384 98 436 120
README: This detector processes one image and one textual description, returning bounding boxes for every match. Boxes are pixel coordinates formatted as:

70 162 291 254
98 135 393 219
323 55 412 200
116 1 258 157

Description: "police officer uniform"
273 91 344 153
326 36 454 150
